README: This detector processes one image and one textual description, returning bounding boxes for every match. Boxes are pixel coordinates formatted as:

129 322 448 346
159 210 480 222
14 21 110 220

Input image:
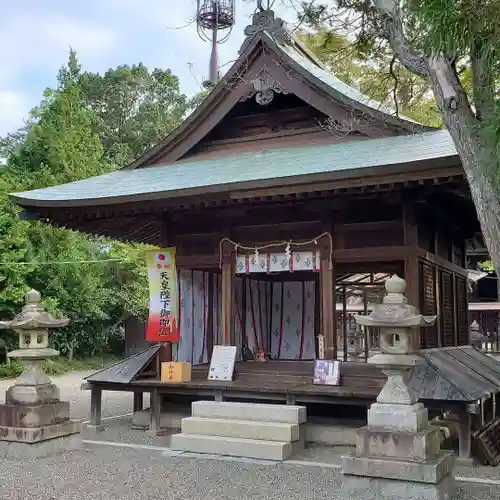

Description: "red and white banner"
145 248 180 343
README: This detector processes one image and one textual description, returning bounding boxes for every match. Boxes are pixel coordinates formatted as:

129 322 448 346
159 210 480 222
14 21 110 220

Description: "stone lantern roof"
0 289 69 330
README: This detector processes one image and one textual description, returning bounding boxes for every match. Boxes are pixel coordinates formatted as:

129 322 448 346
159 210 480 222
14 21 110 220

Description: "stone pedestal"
341 474 456 500
0 290 80 458
341 275 456 499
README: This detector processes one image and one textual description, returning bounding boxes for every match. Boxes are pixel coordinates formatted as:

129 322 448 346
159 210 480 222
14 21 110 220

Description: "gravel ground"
0 371 147 420
1 373 500 499
81 418 500 483
0 446 499 500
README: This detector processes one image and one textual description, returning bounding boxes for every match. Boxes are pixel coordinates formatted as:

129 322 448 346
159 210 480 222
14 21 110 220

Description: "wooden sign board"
208 345 237 381
313 359 341 386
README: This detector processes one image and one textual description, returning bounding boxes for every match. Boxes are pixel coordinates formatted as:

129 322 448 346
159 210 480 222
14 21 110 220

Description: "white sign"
208 346 237 381
317 335 325 360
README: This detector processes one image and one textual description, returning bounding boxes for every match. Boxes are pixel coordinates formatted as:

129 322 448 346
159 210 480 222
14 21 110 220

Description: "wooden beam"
414 247 468 277
229 168 464 201
176 254 219 269
334 246 410 262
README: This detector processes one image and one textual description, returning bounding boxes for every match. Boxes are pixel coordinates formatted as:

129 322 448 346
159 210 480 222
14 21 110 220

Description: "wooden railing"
469 302 500 354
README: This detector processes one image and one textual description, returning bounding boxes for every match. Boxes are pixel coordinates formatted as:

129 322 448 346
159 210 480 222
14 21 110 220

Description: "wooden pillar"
458 411 472 460
133 392 144 413
148 388 161 435
404 255 419 307
90 386 103 429
221 240 234 346
452 272 459 346
403 203 419 308
320 224 335 360
207 273 215 359
430 225 444 348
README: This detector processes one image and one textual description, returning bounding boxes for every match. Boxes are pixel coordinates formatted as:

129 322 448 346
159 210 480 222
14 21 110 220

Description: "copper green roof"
279 40 421 127
12 129 458 208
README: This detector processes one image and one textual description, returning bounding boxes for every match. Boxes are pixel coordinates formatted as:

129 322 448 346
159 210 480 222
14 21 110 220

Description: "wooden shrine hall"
10 6 500 461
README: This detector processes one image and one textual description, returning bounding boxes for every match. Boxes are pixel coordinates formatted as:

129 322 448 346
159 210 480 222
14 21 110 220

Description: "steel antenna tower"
196 0 236 89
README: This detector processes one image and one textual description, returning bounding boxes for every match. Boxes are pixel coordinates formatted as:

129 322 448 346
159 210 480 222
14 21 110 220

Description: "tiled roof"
12 129 458 207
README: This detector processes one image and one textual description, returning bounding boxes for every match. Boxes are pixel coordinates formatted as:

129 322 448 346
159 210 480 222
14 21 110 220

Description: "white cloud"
0 90 29 136
0 12 119 135
0 14 118 81
0 0 301 136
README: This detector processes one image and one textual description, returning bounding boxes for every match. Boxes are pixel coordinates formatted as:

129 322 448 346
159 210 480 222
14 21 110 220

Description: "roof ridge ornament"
239 2 291 54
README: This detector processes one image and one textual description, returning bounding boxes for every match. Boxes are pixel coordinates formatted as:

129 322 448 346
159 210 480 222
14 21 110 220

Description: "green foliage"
298 1 500 180
0 50 194 359
78 62 199 165
298 28 442 127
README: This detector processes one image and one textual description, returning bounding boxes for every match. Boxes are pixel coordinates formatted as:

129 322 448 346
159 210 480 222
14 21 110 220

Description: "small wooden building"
13 10 478 363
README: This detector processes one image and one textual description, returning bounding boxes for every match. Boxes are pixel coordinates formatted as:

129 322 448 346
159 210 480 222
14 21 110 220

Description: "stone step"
191 401 306 424
181 417 300 442
171 433 300 461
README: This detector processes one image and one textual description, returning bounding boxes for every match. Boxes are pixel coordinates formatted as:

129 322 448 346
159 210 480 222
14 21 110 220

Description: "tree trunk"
67 338 75 361
371 0 500 286
427 57 500 284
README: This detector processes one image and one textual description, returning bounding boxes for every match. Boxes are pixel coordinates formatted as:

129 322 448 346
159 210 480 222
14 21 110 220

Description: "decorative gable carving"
239 8 291 54
242 69 290 105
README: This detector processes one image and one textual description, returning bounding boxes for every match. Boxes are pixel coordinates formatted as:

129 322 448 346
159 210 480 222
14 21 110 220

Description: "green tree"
8 52 114 184
0 51 205 358
299 0 500 282
1 53 120 357
299 28 442 126
0 171 33 319
78 63 197 165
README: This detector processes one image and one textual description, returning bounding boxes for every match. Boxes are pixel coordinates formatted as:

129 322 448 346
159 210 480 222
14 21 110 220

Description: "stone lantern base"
0 397 81 459
340 475 455 500
341 373 456 499
0 352 80 459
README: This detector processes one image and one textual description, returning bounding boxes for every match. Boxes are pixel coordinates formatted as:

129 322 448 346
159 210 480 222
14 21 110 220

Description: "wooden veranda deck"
82 346 500 460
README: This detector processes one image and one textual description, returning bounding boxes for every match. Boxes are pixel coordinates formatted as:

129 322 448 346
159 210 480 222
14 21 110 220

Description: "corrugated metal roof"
409 346 500 401
85 343 160 384
12 129 457 206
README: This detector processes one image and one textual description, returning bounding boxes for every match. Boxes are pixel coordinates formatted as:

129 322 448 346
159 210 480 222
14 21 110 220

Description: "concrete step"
192 401 306 424
181 417 300 442
171 433 301 460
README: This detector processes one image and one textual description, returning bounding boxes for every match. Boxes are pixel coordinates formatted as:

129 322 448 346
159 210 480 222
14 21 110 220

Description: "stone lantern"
469 320 487 348
341 275 456 499
344 322 364 362
0 289 80 458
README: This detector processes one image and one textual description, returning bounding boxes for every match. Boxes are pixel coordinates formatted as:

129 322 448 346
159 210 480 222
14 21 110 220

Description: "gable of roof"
124 8 432 171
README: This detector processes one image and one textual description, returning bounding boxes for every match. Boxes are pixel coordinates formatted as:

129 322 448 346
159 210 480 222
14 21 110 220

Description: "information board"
208 345 237 381
312 359 341 386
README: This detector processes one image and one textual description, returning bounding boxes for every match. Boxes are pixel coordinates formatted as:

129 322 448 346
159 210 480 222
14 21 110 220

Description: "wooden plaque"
208 345 237 381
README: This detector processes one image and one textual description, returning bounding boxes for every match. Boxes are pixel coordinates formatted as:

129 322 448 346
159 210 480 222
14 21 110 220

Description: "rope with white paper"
218 232 333 270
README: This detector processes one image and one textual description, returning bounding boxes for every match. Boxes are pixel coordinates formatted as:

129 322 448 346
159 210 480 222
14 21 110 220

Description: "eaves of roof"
11 129 459 209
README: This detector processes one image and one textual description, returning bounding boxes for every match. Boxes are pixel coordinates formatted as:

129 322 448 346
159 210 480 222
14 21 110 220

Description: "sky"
0 0 302 137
